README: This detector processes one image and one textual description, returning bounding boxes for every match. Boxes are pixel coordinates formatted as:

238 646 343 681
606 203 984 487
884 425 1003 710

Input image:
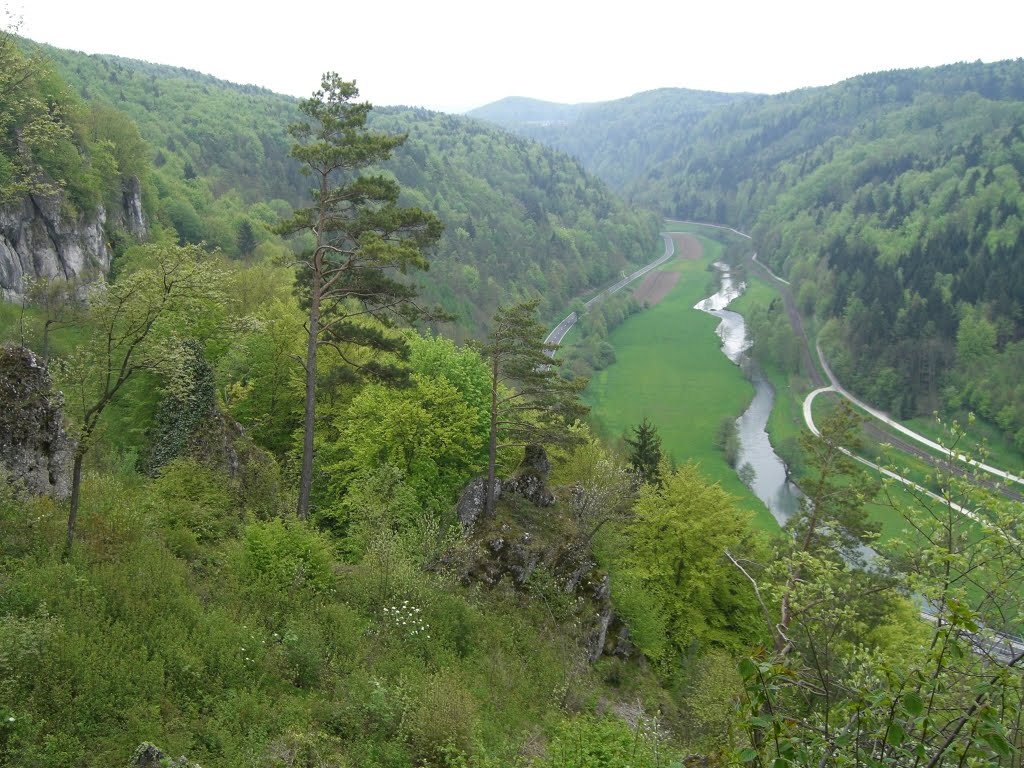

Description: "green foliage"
539 714 674 768
789 401 880 559
328 372 484 511
472 87 752 192
483 299 588 512
613 463 756 665
0 33 150 222
625 417 663 486
236 519 335 601
278 71 445 517
41 43 660 338
139 339 216 474
150 457 235 547
219 298 304 455
560 292 640 378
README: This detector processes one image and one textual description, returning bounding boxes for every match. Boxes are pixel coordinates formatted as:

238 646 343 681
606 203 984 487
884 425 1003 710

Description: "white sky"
15 0 1024 113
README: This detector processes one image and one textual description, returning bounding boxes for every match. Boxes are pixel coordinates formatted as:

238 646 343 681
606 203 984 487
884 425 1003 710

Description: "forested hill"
469 88 754 190
464 96 595 125
640 60 1024 444
492 60 1024 448
33 42 659 336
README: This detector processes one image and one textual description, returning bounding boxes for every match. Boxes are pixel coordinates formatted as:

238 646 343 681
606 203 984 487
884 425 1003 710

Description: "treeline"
559 291 642 379
32 41 660 336
503 61 1024 447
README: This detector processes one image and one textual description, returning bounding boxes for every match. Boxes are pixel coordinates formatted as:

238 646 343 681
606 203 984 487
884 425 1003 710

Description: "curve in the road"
552 220 1024 495
545 232 675 349
815 341 1024 487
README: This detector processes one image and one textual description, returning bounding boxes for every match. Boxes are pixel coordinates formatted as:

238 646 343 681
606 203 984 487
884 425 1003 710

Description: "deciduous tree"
57 242 223 555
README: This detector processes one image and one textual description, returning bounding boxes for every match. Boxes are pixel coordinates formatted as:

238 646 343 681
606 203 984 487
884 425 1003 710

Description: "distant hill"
465 96 595 125
623 61 1024 443
476 61 1024 446
32 41 660 337
470 88 755 190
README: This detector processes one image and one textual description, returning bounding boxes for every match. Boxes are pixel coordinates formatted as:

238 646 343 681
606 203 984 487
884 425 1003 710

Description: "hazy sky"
16 0 1024 113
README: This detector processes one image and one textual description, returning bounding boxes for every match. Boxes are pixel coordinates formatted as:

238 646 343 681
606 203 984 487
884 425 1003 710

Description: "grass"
729 275 805 447
582 235 778 530
902 412 1024 475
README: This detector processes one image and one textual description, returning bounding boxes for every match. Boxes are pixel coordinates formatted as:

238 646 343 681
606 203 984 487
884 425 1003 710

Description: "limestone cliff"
0 180 147 301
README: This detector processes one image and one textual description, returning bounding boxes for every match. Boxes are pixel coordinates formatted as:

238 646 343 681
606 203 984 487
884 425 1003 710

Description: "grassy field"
582 234 780 530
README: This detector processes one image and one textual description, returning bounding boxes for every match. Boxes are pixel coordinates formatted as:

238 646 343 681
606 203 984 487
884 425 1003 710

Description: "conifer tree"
483 300 588 515
625 417 662 486
277 73 443 519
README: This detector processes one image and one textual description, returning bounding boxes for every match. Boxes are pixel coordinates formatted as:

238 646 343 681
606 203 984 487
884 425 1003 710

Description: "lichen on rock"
0 344 72 498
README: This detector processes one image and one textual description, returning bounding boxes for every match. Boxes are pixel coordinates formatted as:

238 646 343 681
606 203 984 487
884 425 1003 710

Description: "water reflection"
695 263 803 526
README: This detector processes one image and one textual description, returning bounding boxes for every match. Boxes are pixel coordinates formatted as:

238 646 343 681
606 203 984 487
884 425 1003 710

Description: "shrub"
235 519 335 611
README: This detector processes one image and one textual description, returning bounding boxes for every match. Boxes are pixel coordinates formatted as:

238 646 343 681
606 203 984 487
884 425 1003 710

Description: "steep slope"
37 43 659 335
0 37 150 298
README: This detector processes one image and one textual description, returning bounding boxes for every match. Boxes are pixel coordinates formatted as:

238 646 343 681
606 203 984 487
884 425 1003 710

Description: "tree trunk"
485 354 499 516
297 264 322 520
64 450 84 558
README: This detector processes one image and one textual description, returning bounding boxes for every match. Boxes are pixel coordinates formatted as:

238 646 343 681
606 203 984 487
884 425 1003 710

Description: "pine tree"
625 417 662 486
277 73 443 519
236 219 257 259
483 300 588 515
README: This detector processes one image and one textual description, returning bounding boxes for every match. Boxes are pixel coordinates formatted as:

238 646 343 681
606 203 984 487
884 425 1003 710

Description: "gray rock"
455 476 500 532
0 182 146 301
504 444 554 506
0 345 72 498
131 742 201 768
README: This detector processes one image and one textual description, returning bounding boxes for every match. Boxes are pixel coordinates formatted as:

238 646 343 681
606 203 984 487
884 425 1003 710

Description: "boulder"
131 742 201 768
0 345 72 498
455 476 499 532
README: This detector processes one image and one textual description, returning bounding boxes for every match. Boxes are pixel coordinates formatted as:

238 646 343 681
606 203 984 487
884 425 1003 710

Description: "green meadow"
582 234 778 529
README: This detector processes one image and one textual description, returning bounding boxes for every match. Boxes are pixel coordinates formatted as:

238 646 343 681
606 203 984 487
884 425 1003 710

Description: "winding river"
695 263 802 526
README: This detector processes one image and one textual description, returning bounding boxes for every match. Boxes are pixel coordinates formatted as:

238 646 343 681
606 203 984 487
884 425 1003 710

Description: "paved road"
544 233 675 350
671 223 1024 658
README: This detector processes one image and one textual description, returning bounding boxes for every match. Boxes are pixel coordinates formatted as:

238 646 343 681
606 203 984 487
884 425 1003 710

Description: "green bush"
151 458 236 544
539 715 673 768
235 519 335 607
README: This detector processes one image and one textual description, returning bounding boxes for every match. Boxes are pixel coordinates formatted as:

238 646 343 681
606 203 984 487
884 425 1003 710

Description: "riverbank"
581 233 777 529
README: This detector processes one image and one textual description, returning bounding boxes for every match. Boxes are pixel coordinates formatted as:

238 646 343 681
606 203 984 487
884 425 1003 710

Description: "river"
695 263 802 526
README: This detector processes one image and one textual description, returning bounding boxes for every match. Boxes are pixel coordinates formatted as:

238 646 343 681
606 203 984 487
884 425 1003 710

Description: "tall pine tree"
483 300 588 515
277 73 443 519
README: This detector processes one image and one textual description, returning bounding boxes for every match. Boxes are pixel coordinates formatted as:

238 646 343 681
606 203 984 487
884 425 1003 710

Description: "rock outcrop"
451 445 632 662
456 444 556 533
0 345 72 498
503 443 555 507
0 184 147 301
132 742 202 768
